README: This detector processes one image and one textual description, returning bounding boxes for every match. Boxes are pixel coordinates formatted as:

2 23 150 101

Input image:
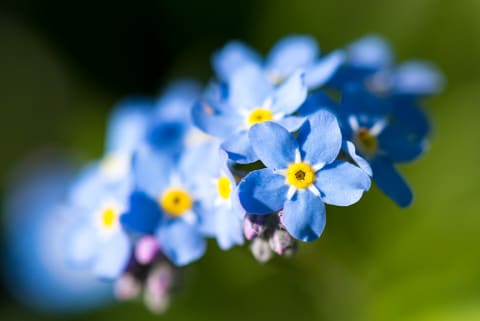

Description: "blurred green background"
1 0 479 320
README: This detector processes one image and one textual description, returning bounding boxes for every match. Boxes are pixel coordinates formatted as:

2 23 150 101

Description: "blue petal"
343 141 373 176
304 50 345 89
156 219 206 266
228 65 273 109
221 131 259 164
132 145 173 196
315 161 371 206
378 125 427 163
215 205 244 250
212 41 261 82
155 80 201 120
266 35 319 79
94 230 131 280
191 100 243 138
392 96 431 139
275 116 306 132
347 35 392 70
282 190 326 242
238 168 288 214
146 120 187 151
297 90 338 116
120 191 162 234
393 61 444 96
66 222 98 268
106 97 152 154
370 156 413 207
271 70 307 115
297 110 342 166
249 122 298 170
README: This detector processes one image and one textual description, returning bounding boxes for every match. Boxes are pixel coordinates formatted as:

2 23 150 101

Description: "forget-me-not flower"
213 35 345 89
193 65 307 164
238 110 371 241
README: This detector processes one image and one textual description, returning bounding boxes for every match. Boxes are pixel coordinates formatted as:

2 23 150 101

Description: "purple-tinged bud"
269 229 296 256
250 238 273 263
135 236 159 265
115 273 142 301
243 214 267 240
144 264 174 314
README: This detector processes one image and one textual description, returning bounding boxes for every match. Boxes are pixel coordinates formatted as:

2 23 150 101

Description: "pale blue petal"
106 97 152 154
393 61 444 96
216 206 244 250
275 116 306 132
347 35 392 70
221 131 259 164
304 50 345 89
343 141 373 176
315 161 371 206
191 100 243 138
267 35 319 78
370 156 413 208
132 146 173 196
297 110 342 165
249 122 298 170
94 230 131 280
271 71 307 115
65 222 98 268
228 65 273 109
212 41 261 82
282 190 326 242
238 168 288 214
156 219 206 266
297 91 337 116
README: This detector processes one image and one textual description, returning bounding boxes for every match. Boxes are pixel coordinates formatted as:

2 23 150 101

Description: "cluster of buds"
243 212 297 263
115 236 178 314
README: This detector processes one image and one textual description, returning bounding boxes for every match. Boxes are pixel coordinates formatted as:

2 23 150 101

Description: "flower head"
238 110 371 241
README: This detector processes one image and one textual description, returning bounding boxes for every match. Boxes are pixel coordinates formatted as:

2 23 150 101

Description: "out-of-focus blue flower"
2 153 112 313
238 111 371 241
185 141 244 250
213 35 345 89
120 147 208 266
334 88 429 207
67 164 133 280
330 35 444 97
193 65 307 163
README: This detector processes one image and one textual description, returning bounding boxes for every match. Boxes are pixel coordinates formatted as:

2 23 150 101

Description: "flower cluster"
4 34 443 313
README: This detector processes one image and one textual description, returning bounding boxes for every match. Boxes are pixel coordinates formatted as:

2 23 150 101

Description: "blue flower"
120 146 208 266
193 65 307 163
3 153 112 312
330 35 444 97
183 141 245 250
238 110 371 242
334 89 429 207
213 35 345 89
67 164 133 280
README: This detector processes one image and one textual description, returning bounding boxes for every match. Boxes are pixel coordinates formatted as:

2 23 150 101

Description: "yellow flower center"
101 207 118 229
247 108 273 126
217 176 232 200
160 188 192 217
354 128 378 156
286 162 316 189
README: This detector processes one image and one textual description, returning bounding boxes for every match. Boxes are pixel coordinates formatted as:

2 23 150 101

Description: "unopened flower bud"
269 228 296 256
115 273 142 301
135 236 159 265
250 238 273 263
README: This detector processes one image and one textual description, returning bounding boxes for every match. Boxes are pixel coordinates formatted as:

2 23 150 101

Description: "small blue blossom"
213 35 345 89
184 141 245 250
334 89 429 207
238 110 371 241
193 65 307 163
67 164 133 279
330 35 444 97
120 146 208 266
3 154 112 311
